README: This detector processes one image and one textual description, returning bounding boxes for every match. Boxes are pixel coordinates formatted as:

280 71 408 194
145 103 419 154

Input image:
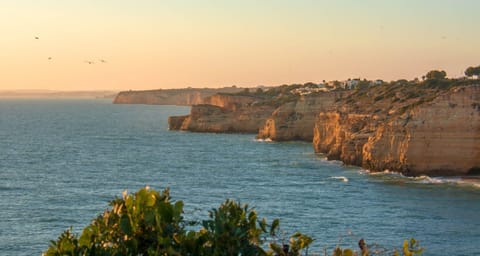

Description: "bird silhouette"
48 57 52 60
99 59 107 63
84 60 95 64
35 36 39 39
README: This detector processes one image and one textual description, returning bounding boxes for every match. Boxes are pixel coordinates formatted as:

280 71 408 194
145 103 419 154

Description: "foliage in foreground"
45 187 423 256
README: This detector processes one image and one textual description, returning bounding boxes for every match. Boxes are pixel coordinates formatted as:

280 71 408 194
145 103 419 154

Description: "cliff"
113 87 243 105
168 94 276 133
203 94 260 111
167 81 479 176
313 84 480 176
256 92 347 141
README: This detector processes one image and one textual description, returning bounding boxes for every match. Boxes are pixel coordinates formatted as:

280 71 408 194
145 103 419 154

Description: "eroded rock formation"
257 93 345 141
169 94 276 133
313 85 480 176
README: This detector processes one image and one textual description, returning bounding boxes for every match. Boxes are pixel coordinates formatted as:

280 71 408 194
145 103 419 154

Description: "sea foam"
329 176 349 182
362 169 480 189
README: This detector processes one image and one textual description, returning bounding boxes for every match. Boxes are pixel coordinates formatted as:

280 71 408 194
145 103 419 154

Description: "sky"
1 0 479 91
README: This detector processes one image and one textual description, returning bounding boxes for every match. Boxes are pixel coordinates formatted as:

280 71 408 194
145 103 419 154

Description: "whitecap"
254 138 273 142
330 176 349 182
364 169 480 189
411 175 444 184
431 176 480 189
362 169 404 177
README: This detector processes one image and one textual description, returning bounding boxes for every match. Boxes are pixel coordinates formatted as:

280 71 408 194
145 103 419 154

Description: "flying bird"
99 59 107 63
84 60 95 64
35 36 39 39
48 57 52 60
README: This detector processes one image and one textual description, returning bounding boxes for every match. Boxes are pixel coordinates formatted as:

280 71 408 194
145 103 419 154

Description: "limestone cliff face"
313 113 377 166
113 87 242 105
363 86 480 176
313 85 480 176
169 94 275 133
203 94 260 111
257 93 344 141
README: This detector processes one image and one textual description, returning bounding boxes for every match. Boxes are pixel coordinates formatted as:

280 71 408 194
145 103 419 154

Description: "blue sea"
0 99 479 255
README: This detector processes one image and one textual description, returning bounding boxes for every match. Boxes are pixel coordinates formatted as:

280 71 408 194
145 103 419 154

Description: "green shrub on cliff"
45 187 187 255
465 65 480 78
44 187 313 256
425 70 447 80
45 187 423 256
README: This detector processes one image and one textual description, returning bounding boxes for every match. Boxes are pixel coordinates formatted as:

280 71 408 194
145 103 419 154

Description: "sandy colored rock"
169 94 276 133
203 94 260 111
257 92 345 141
313 85 480 176
113 87 243 105
363 86 480 176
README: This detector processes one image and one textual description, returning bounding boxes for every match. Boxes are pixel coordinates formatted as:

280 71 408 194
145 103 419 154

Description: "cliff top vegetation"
338 72 479 117
221 65 480 113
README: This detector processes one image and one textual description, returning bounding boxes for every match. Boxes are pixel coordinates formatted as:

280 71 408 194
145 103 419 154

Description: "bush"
45 187 424 256
425 70 447 80
45 187 187 255
44 187 313 256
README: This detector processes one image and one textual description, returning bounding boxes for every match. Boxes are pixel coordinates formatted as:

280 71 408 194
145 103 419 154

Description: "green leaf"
146 193 156 207
144 209 155 226
259 218 267 233
270 219 279 236
120 214 133 236
269 243 284 254
173 201 184 217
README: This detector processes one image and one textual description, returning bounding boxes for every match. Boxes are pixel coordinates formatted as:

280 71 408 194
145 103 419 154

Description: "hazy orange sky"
1 1 479 91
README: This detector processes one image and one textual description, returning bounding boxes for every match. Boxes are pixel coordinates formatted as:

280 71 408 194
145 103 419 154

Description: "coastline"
114 80 480 177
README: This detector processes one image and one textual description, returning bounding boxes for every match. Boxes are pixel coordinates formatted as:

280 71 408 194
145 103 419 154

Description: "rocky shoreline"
167 81 480 177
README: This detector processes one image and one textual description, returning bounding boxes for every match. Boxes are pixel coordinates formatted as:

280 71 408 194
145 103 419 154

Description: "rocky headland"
113 87 243 105
168 93 277 133
168 80 480 176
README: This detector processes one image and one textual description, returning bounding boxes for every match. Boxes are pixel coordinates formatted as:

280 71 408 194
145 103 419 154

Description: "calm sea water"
0 99 479 255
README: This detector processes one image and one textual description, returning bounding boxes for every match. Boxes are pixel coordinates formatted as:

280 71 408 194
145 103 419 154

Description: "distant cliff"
313 84 480 176
113 87 243 105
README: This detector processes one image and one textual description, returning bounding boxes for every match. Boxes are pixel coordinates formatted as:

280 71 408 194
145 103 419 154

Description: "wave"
435 176 480 189
363 169 401 176
362 169 480 189
254 138 273 142
329 176 349 182
317 156 344 166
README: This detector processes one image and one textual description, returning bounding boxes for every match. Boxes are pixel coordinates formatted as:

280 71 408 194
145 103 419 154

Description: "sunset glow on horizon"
1 0 479 91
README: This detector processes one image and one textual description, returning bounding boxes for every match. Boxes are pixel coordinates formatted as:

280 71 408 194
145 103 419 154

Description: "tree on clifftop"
425 70 447 80
465 65 480 78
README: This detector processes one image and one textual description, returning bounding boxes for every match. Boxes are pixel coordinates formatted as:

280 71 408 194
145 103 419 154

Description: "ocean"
0 99 479 255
